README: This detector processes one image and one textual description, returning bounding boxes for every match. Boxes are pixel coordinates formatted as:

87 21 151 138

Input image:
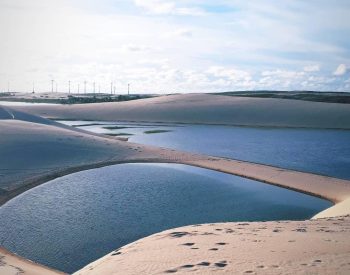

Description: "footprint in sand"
197 262 210 266
180 264 194 268
165 262 212 273
181 242 195 246
164 269 178 273
201 232 214 236
169 231 190 238
214 260 227 268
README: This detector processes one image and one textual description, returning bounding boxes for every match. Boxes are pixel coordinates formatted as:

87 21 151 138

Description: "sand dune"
2 103 350 274
74 216 350 275
0 105 128 140
1 104 350 208
12 94 350 129
1 108 350 207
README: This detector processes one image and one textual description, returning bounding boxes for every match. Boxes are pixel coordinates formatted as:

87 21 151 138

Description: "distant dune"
1 104 350 208
2 103 350 275
12 94 350 129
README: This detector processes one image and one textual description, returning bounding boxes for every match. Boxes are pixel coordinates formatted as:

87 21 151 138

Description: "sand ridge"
12 93 350 129
1 104 350 212
2 118 350 208
1 102 350 274
74 216 350 275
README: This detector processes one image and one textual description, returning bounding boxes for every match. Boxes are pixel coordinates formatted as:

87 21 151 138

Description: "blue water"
61 121 350 180
0 164 331 273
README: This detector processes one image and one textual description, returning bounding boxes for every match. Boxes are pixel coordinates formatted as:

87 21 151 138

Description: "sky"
0 0 350 94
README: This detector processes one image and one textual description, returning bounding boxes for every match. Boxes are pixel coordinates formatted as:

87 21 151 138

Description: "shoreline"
51 117 350 131
2 150 350 208
1 156 348 274
0 247 66 275
1 99 350 274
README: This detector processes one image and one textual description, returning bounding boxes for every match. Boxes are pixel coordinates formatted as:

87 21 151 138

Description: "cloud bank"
0 0 349 93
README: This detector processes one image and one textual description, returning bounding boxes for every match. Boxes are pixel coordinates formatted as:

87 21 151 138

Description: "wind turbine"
51 80 54 93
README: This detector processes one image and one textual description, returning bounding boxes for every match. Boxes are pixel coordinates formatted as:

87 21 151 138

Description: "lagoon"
0 163 331 273
63 120 350 180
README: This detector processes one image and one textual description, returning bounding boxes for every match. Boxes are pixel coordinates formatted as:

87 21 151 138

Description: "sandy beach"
0 247 66 275
1 97 350 274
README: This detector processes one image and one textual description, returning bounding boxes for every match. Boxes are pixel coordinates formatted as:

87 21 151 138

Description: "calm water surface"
62 120 350 179
0 164 331 273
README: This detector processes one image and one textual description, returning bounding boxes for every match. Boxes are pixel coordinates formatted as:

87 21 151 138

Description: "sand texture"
74 216 350 275
1 101 350 274
12 94 350 129
1 105 350 209
0 248 66 275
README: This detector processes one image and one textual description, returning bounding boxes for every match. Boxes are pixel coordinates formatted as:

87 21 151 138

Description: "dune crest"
12 94 350 129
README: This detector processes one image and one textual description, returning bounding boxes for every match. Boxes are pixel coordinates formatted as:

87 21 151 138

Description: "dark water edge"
61 121 350 180
0 163 331 273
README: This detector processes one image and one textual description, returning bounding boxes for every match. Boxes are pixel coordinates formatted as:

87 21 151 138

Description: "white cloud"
121 44 152 52
304 65 320 72
1 0 350 93
333 64 347 76
165 28 193 38
134 0 204 16
134 0 174 14
174 7 205 16
261 69 305 79
206 66 252 82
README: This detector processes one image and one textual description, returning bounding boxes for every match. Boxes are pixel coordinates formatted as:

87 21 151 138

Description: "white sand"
313 198 350 219
0 248 66 275
74 216 350 275
1 109 350 208
13 93 350 129
1 101 350 274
